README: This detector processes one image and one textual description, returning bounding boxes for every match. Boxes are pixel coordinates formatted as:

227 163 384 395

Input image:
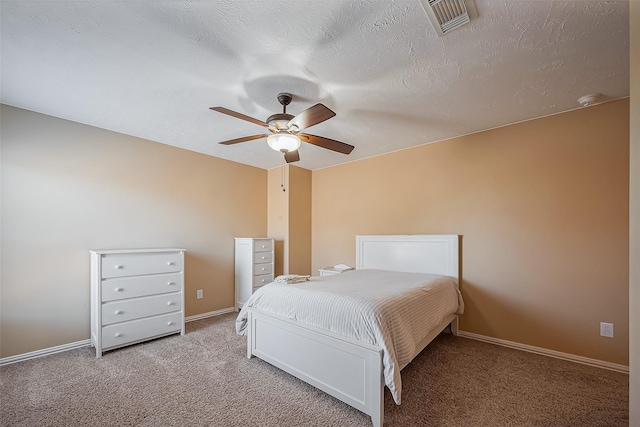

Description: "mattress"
236 269 464 404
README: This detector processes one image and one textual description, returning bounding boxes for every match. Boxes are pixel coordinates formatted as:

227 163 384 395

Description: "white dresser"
234 238 274 310
90 248 185 358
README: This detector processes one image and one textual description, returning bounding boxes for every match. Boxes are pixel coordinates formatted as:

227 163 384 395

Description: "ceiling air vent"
419 0 471 36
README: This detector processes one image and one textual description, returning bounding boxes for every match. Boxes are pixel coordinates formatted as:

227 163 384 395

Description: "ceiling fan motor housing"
267 93 295 131
266 113 295 131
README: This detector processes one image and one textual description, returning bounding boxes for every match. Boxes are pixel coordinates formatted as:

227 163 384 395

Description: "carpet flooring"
0 313 628 426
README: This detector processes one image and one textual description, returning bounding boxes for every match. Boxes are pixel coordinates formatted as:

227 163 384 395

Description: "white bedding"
235 269 464 404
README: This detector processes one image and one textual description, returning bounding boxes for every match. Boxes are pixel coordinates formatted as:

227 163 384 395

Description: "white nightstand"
319 266 354 276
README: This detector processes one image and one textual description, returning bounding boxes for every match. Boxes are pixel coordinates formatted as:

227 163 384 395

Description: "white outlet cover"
196 290 203 299
600 322 614 338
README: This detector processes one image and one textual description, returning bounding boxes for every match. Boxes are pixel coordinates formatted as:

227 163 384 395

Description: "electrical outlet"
600 322 614 338
196 289 203 299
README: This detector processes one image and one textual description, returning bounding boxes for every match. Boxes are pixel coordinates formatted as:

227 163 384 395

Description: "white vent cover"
420 0 471 36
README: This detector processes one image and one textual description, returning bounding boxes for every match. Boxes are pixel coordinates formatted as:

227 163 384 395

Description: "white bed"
236 234 462 427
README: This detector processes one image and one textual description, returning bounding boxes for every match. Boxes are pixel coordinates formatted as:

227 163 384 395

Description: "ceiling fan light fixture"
267 132 301 153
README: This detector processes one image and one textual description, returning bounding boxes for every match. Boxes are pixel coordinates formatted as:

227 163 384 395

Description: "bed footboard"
247 309 385 427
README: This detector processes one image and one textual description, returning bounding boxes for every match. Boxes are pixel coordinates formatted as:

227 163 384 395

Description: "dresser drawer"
102 312 182 350
102 292 182 325
101 273 182 302
101 252 182 278
254 251 273 264
253 274 273 290
253 239 273 253
253 262 273 276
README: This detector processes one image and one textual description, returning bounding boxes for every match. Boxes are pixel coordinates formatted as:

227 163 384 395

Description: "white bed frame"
245 234 460 427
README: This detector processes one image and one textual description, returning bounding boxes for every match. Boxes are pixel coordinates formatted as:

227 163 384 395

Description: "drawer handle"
167 321 173 326
261 245 266 248
167 301 174 306
261 279 266 283
114 265 123 270
261 267 265 271
167 282 175 286
261 256 266 260
115 310 123 315
167 262 174 266
115 333 123 338
114 288 123 292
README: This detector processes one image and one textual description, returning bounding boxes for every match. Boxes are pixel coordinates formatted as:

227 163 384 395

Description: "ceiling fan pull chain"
281 164 286 192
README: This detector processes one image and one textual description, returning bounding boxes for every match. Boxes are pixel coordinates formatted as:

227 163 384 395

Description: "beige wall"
312 99 629 365
1 90 633 377
267 164 312 276
288 166 312 276
629 2 639 423
268 166 288 276
0 105 267 358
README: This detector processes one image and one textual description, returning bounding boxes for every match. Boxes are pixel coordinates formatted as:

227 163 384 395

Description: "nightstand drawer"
102 312 182 349
253 263 273 276
102 292 182 325
253 274 273 289
101 252 182 279
253 239 273 253
101 273 182 302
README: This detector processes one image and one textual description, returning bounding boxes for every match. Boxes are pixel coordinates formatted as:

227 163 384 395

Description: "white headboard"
356 234 459 281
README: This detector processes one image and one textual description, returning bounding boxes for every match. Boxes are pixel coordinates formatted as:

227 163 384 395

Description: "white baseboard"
458 330 629 374
0 339 92 367
1 308 236 366
185 307 235 322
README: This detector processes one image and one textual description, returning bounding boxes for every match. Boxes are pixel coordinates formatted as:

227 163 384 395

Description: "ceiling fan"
210 93 354 163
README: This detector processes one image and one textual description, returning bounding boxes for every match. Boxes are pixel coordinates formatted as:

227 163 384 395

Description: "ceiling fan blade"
210 107 268 127
287 103 336 131
284 150 300 163
299 133 354 155
218 134 268 145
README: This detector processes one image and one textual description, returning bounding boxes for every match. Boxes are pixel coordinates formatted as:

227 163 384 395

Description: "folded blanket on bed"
273 274 310 284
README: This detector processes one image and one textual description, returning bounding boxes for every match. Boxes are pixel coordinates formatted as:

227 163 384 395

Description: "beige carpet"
0 313 628 426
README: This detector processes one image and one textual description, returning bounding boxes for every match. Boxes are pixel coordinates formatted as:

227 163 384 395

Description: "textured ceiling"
0 1 629 170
